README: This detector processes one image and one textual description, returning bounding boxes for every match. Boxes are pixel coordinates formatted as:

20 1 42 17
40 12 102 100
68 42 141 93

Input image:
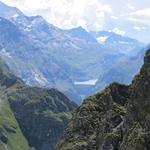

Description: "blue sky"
1 0 150 43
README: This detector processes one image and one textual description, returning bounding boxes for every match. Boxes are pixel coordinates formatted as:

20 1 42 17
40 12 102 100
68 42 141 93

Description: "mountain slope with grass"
0 56 77 150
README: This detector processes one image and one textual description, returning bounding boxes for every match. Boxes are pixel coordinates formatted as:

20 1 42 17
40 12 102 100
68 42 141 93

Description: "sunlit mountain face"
0 1 148 104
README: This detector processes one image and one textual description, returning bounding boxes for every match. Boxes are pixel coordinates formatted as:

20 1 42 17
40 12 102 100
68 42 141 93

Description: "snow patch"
111 28 126 36
22 27 31 32
0 48 12 58
31 70 48 86
118 41 129 44
74 79 98 85
97 36 108 44
21 25 32 32
11 14 19 18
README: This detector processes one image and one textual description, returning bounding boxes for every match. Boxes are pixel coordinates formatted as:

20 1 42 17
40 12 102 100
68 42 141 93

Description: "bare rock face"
56 49 150 150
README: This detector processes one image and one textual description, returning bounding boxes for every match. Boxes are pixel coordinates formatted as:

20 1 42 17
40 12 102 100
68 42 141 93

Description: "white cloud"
127 17 150 26
132 8 150 17
111 16 119 20
133 26 145 31
126 4 135 10
1 0 112 31
110 28 126 36
128 17 144 22
125 8 150 27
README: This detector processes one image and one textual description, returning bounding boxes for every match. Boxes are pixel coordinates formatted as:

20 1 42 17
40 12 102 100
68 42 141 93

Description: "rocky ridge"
56 48 150 150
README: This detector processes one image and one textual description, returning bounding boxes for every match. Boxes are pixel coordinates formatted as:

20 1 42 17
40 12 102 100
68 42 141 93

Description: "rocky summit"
56 48 150 150
0 56 77 150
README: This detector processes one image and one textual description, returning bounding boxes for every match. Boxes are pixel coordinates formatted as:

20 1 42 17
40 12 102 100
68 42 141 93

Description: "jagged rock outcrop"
56 49 150 150
120 49 150 150
0 57 77 150
56 83 129 150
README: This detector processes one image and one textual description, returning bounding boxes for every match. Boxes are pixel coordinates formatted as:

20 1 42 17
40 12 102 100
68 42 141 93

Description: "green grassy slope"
0 56 77 150
0 94 33 150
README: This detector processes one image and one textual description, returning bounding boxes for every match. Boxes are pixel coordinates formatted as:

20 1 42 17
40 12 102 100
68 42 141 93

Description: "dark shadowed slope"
0 56 77 150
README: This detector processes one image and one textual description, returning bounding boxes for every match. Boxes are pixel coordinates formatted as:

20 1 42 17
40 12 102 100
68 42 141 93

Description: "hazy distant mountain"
92 46 147 95
0 2 146 103
91 30 145 55
67 26 97 43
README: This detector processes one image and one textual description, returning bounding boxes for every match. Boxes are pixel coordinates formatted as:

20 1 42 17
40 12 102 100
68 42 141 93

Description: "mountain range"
0 32 150 150
0 1 147 104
